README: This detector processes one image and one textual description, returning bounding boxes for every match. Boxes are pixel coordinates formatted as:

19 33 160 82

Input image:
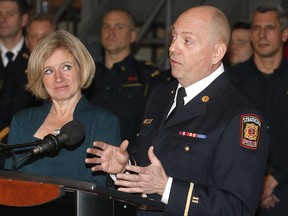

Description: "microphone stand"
0 140 44 152
13 149 35 171
0 141 42 171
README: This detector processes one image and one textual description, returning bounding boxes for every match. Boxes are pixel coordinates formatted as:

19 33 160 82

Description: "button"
184 146 190 151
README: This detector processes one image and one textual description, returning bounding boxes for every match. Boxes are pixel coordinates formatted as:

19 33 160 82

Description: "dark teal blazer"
5 96 121 185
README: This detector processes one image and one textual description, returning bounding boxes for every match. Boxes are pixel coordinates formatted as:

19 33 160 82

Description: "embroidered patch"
240 114 261 150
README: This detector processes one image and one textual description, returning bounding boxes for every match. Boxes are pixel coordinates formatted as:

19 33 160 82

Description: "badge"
22 53 29 59
143 119 153 124
240 114 261 150
201 96 209 103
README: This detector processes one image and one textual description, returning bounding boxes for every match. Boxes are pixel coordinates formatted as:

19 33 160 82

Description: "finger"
117 186 143 194
85 157 101 164
261 188 272 199
272 194 280 202
89 164 102 172
125 165 144 174
115 179 144 193
93 141 108 149
116 172 140 181
86 147 103 156
119 140 129 153
147 146 161 165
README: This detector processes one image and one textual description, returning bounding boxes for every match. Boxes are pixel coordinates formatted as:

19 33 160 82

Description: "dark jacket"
4 96 121 185
133 71 269 215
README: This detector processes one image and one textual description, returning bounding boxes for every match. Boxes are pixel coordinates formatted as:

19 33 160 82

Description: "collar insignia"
143 119 153 124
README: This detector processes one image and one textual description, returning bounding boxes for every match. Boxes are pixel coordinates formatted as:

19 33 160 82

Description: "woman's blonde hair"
26 29 96 100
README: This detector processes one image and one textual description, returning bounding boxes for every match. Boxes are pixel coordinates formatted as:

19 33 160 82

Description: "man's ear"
282 28 288 43
212 43 227 65
130 30 137 44
21 13 29 28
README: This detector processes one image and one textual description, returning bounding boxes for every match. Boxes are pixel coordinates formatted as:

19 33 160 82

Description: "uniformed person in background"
229 4 288 215
86 5 269 215
85 8 162 152
0 0 36 167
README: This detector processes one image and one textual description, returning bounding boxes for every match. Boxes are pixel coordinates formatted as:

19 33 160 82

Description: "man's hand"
261 175 278 200
260 194 280 209
259 175 280 209
115 146 168 196
85 140 129 174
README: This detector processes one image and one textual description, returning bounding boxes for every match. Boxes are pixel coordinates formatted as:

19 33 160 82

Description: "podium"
0 170 163 216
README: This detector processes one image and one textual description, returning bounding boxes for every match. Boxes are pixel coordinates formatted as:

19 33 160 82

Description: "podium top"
0 169 163 211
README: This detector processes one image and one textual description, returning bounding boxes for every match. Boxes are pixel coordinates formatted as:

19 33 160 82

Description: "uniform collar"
0 37 24 63
176 63 225 106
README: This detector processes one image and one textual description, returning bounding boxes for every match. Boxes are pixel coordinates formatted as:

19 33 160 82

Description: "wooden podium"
0 170 163 216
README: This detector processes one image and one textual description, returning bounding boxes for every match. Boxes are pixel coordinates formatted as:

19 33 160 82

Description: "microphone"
30 120 86 155
12 120 85 170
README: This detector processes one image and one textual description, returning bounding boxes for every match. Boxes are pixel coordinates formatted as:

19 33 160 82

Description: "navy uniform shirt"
229 56 288 215
85 54 162 151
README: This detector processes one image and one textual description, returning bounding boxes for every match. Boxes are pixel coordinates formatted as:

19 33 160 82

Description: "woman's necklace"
53 128 60 136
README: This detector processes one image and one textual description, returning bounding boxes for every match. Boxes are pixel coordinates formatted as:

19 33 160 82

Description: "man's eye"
8 12 15 17
266 26 277 31
116 25 125 30
185 40 192 45
251 26 260 32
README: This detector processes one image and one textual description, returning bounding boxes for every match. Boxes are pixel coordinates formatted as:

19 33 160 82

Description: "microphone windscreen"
60 120 85 146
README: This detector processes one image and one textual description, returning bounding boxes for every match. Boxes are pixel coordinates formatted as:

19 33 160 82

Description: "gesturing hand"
115 146 168 196
85 140 130 174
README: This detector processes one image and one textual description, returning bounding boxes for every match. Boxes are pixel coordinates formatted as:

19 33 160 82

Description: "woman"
4 30 121 185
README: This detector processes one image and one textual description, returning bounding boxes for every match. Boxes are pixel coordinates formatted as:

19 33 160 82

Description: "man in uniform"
86 8 161 152
0 0 37 167
86 5 269 215
229 4 288 215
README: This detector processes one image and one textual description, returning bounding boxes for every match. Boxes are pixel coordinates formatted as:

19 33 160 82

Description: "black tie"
6 51 14 67
175 87 186 112
166 87 186 122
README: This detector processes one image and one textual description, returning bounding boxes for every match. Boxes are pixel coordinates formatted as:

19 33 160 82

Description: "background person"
226 21 253 67
25 13 56 53
85 8 162 152
228 4 288 215
4 30 121 185
0 0 34 167
86 5 269 215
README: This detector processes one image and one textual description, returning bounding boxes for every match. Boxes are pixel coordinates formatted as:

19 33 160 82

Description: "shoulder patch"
240 114 261 150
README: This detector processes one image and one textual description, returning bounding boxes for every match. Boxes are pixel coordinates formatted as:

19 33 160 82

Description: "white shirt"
0 37 24 67
162 63 225 204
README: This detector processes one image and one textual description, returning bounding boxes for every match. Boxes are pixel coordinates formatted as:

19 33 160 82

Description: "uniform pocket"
166 135 212 182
